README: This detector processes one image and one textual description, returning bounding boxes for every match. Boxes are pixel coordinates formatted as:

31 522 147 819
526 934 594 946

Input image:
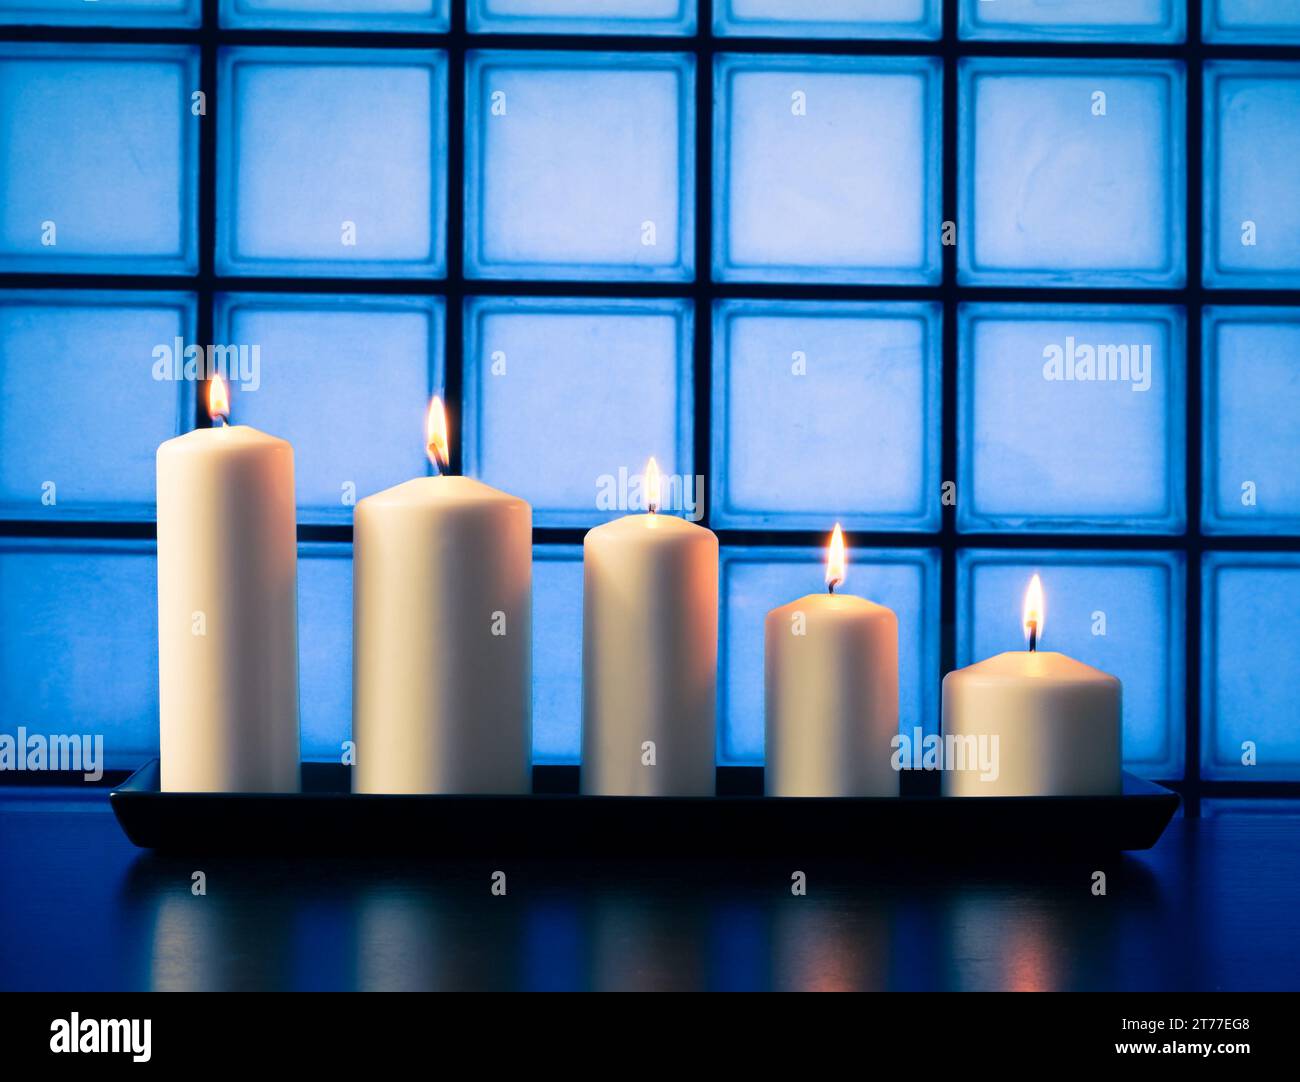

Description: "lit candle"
941 574 1122 797
582 457 718 796
156 375 300 792
764 525 900 797
351 397 532 794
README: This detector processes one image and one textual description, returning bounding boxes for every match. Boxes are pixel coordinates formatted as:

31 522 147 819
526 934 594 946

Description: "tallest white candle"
156 376 300 793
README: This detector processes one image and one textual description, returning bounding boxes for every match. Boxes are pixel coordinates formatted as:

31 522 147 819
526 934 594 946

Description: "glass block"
0 44 198 273
470 0 695 35
215 294 444 524
1204 1 1300 43
958 303 1186 533
959 0 1184 42
217 47 447 279
1203 554 1300 781
957 550 1185 779
0 291 196 522
0 0 200 26
959 58 1185 288
1202 799 1300 819
1202 307 1300 535
463 297 693 528
0 540 159 768
712 300 941 532
714 54 942 285
299 543 352 762
221 0 449 31
533 546 583 765
465 51 694 282
720 547 940 766
1204 63 1300 289
714 0 940 39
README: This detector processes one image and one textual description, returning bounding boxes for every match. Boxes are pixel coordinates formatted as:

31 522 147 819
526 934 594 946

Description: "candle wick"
428 446 453 477
1028 622 1038 653
827 579 838 595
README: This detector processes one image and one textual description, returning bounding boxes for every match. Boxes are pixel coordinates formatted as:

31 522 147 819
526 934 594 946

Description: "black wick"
429 445 452 477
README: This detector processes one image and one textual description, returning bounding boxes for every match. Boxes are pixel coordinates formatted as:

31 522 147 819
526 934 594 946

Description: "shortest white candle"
941 575 1122 797
764 525 900 797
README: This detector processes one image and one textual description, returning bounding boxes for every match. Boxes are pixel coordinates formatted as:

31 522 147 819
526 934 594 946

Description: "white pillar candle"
764 525 899 797
352 398 532 795
941 575 1122 797
582 458 718 796
156 375 299 793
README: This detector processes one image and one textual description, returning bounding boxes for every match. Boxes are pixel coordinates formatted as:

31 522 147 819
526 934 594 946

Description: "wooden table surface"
2 789 1298 991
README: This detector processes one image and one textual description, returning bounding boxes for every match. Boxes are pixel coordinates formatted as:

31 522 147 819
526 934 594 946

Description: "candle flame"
825 523 846 592
644 457 662 514
426 396 450 474
207 374 230 425
1022 573 1045 647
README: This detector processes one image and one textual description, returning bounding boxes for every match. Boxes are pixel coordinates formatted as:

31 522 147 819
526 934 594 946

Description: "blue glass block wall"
1202 307 1300 535
470 1 695 36
1202 799 1300 819
958 304 1186 534
0 1 201 28
959 58 1185 287
714 54 942 285
214 293 445 523
958 1 1185 43
712 300 941 531
463 296 693 526
0 44 199 273
217 47 448 278
220 1 451 32
1204 62 1300 288
0 291 196 521
0 541 159 769
532 546 583 763
465 50 694 281
1202 554 1300 781
2 4 1299 806
299 543 354 761
1204 1 1300 44
714 1 941 40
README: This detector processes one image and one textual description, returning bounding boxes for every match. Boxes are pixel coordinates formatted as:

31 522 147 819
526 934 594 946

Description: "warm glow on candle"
207 374 230 425
825 523 846 593
1022 573 1045 650
645 457 662 514
426 396 450 474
